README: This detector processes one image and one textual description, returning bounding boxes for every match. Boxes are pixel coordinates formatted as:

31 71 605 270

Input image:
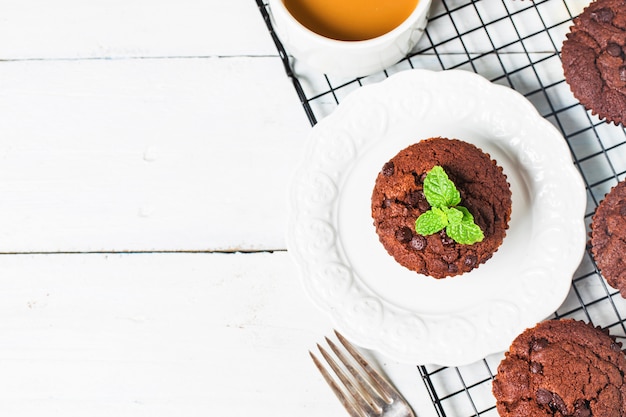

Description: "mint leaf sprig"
414 166 484 245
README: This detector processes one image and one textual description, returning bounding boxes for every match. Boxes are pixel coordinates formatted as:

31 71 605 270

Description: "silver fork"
310 331 416 417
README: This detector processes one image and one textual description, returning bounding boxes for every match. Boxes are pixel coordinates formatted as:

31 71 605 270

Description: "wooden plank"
0 251 329 415
0 251 436 417
0 1 276 59
0 0 591 62
0 251 435 417
0 57 311 252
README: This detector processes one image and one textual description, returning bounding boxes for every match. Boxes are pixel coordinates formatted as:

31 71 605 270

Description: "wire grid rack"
258 0 626 416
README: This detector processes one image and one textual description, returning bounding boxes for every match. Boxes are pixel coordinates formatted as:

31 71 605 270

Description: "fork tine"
317 342 378 416
312 331 416 417
325 337 387 411
309 350 364 417
334 331 402 401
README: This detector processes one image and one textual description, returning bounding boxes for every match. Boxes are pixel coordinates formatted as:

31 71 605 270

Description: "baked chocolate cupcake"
370 137 511 278
591 179 626 297
561 0 626 125
492 319 626 417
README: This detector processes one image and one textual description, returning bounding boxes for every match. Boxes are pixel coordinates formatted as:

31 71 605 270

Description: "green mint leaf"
443 206 463 225
446 206 484 244
415 207 448 235
456 206 475 222
423 166 461 208
414 167 485 245
446 222 484 245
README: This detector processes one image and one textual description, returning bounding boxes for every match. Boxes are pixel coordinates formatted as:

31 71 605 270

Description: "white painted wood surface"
0 0 311 252
0 0 590 416
0 57 309 252
0 252 434 416
0 1 276 59
0 1 435 416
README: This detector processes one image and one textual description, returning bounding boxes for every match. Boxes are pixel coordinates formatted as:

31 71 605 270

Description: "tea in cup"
269 0 432 78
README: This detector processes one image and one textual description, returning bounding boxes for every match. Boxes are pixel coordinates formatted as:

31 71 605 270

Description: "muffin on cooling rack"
370 137 511 279
561 0 626 125
590 179 626 298
492 319 626 417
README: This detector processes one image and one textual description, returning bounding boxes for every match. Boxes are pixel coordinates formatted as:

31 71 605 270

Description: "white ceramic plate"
287 69 587 366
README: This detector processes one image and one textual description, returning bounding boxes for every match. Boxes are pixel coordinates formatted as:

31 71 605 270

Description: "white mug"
268 0 432 78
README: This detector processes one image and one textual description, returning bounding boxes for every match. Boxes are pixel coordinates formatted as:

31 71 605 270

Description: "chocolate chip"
382 162 394 177
464 254 477 267
574 399 591 417
410 235 426 251
536 388 552 406
440 230 454 245
620 66 626 82
551 393 567 414
536 389 567 414
407 190 422 208
531 337 549 351
591 8 614 23
395 226 413 243
406 189 429 210
607 43 623 57
530 362 543 374
418 198 430 212
611 341 623 352
447 264 458 273
382 198 393 208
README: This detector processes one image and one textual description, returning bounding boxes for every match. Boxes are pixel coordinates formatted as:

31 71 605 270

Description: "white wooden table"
0 1 600 416
1 1 435 416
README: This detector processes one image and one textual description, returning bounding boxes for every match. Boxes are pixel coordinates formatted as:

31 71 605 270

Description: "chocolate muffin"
591 180 626 297
492 319 626 417
561 0 626 125
370 137 511 278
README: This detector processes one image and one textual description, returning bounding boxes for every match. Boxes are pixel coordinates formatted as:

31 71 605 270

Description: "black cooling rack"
257 0 626 415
